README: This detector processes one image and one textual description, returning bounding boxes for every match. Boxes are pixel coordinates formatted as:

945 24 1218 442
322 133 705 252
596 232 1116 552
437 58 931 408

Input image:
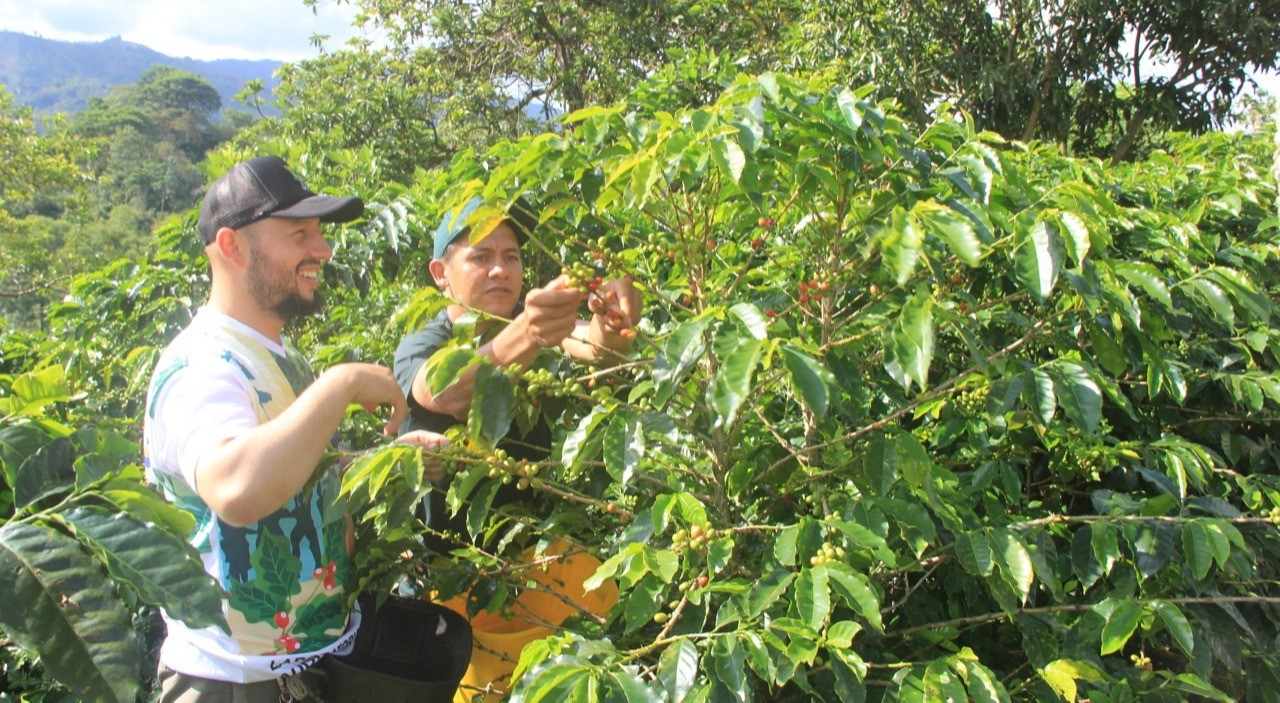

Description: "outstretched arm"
196 363 407 526
411 276 583 419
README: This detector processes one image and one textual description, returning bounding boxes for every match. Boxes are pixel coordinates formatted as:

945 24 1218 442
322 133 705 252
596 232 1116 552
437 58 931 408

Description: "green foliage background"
2 2 1280 701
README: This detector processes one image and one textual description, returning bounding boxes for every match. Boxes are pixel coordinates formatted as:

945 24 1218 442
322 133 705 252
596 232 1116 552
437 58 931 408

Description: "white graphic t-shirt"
143 308 358 683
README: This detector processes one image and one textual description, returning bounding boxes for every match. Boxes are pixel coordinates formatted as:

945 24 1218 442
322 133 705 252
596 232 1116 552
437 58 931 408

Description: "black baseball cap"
197 156 364 245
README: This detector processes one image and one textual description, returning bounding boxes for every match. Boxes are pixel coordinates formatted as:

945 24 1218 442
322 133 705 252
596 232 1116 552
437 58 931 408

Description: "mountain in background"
0 30 281 116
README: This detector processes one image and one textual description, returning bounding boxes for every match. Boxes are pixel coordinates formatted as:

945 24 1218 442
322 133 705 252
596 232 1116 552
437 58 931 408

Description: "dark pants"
156 664 327 703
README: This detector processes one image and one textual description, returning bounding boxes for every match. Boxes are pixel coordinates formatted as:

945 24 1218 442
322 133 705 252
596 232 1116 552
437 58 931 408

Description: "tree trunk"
1274 94 1280 215
1110 103 1147 165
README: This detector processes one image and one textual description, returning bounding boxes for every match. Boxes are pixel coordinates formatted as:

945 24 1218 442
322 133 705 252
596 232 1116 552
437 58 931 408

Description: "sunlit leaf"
653 316 711 406
729 302 769 340
658 639 700 703
1022 368 1056 425
1014 220 1063 300
780 345 836 420
708 337 764 429
424 345 481 396
954 529 994 577
917 201 982 265
1057 211 1090 266
1051 362 1102 433
711 137 745 184
1116 263 1173 309
990 529 1034 603
1096 598 1144 655
1185 278 1236 327
882 208 924 284
1153 600 1195 657
824 563 883 632
884 288 935 392
604 411 644 487
793 566 830 630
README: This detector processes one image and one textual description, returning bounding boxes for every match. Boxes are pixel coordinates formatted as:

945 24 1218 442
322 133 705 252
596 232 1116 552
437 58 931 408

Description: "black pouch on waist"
325 593 472 703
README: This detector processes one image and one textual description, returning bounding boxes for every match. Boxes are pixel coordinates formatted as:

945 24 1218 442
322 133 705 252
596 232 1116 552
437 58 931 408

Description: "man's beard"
246 251 325 321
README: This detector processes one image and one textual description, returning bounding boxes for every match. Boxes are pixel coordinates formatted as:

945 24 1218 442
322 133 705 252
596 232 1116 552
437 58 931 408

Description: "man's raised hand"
523 274 584 348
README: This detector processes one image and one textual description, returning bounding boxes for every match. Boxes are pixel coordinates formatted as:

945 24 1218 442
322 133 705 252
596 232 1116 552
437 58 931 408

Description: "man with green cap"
392 196 640 545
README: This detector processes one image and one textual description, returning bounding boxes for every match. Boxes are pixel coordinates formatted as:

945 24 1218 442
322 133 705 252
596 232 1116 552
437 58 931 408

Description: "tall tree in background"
258 0 804 180
130 65 225 160
787 0 1280 161
0 86 94 327
266 0 1279 173
0 87 89 226
70 65 227 212
1 68 229 330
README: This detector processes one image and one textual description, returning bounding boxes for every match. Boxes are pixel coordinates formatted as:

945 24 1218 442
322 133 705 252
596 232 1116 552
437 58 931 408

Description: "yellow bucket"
443 543 618 702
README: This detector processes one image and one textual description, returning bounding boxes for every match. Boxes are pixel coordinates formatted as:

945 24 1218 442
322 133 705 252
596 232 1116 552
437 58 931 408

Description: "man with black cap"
393 196 641 544
144 156 448 701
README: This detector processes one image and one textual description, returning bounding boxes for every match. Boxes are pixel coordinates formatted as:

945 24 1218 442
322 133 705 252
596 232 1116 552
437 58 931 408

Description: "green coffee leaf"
604 411 644 487
1014 220 1063 300
780 345 836 420
0 521 142 703
1096 598 1144 655
63 506 225 631
884 288 935 392
708 337 764 429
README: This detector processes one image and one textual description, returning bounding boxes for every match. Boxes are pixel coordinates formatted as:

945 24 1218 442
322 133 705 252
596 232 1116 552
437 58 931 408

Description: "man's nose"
314 237 334 260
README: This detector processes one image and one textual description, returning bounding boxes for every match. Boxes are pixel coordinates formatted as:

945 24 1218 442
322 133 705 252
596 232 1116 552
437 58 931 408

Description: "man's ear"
428 258 449 291
213 226 248 268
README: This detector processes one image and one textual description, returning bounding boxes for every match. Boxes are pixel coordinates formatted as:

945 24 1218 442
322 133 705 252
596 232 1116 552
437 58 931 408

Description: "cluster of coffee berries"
516 365 585 399
563 261 603 294
479 448 544 490
809 541 846 566
676 572 711 593
434 435 493 475
797 278 830 306
561 258 636 340
492 455 544 490
952 386 987 415
672 522 719 555
513 458 543 490
1047 444 1110 481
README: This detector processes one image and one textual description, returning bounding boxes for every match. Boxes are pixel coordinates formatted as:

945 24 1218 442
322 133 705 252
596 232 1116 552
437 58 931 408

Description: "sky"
0 0 362 62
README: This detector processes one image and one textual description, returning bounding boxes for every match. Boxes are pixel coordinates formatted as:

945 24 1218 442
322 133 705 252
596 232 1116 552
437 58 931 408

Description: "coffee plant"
0 365 225 702
342 72 1280 702
4 69 1279 702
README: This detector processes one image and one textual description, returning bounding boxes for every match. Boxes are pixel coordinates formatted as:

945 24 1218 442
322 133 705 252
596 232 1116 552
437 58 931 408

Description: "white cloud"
0 0 360 61
1251 71 1279 98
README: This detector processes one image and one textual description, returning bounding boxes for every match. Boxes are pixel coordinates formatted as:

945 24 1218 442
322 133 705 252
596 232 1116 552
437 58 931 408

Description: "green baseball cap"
433 196 536 260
